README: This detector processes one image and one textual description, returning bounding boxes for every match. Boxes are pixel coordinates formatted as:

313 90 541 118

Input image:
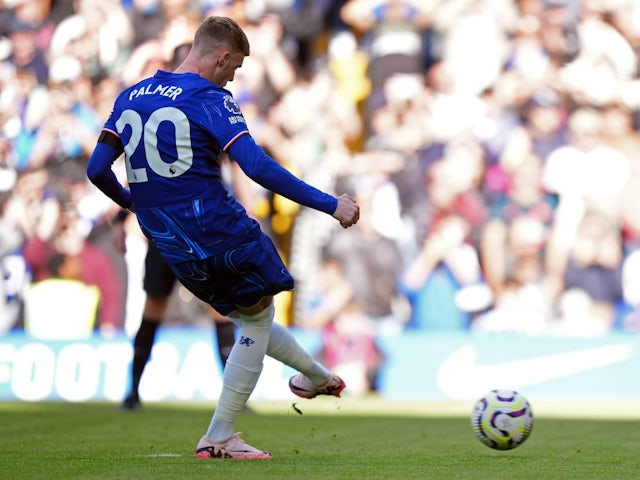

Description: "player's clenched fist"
333 194 360 228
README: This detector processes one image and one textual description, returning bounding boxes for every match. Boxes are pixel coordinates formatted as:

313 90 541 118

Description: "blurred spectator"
366 72 429 153
503 0 553 87
554 210 625 335
49 0 133 80
608 2 640 75
299 254 386 396
119 40 170 86
25 55 101 169
327 30 371 107
430 0 517 96
272 0 332 74
12 160 126 337
602 103 640 252
299 253 354 330
519 88 569 161
21 202 125 337
477 153 558 333
3 167 60 243
8 69 47 170
230 13 296 116
341 0 434 114
542 107 630 220
421 60 488 143
321 186 407 334
559 0 637 107
399 150 488 331
314 300 386 397
602 102 640 161
4 0 72 60
5 17 48 84
538 0 581 68
22 252 101 340
128 0 172 48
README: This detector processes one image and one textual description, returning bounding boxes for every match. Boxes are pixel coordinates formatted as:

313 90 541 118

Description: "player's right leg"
265 321 345 399
121 243 175 410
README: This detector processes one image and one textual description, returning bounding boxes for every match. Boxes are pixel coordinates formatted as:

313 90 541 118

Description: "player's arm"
227 134 337 214
86 130 134 210
227 134 359 228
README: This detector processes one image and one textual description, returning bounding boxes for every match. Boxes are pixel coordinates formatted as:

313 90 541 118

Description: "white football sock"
267 321 330 386
229 310 330 385
205 304 274 442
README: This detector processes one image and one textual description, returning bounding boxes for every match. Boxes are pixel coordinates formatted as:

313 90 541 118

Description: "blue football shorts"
169 229 294 316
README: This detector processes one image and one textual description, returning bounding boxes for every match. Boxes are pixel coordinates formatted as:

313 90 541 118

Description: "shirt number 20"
116 107 193 183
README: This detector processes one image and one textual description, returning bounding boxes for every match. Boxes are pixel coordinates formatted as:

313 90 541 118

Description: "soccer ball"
470 389 534 450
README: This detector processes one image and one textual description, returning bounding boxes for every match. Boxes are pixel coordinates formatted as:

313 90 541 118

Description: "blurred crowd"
2 0 640 392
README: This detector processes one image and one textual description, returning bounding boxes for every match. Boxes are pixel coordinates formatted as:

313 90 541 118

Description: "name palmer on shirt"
129 83 183 101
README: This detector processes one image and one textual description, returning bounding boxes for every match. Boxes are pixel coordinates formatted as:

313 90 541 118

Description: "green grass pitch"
1 397 640 480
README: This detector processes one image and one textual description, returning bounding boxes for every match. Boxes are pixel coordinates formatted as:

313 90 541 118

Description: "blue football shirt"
100 70 336 264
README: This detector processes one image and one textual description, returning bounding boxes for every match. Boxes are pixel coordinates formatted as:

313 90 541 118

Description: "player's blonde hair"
193 16 250 56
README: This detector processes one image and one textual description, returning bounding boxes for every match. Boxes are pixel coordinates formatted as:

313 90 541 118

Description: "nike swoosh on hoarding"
436 343 635 399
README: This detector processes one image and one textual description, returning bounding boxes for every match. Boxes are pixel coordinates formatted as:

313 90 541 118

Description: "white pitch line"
139 453 183 457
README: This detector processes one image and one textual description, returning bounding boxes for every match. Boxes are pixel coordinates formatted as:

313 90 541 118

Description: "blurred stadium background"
2 0 640 408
